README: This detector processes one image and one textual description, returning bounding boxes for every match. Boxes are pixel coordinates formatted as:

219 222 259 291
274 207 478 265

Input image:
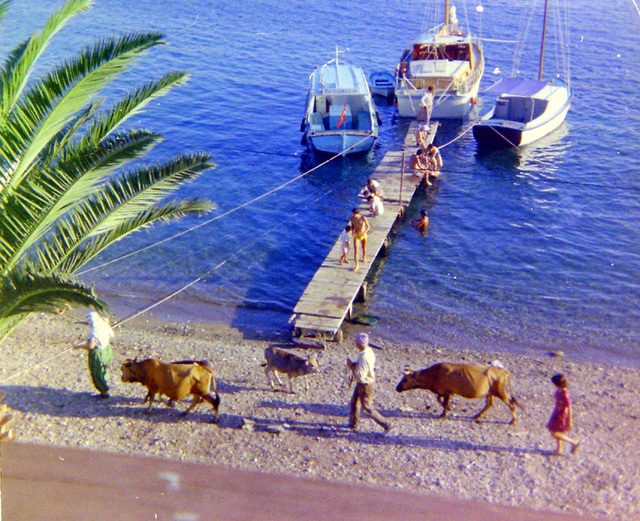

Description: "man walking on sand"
346 333 391 433
74 311 114 398
349 207 370 271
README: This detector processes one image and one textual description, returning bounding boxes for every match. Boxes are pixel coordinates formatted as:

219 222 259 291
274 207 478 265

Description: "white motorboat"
395 1 484 119
301 51 379 156
368 71 395 98
473 0 571 148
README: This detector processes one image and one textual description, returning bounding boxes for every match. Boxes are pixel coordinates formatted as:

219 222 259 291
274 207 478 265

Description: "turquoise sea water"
3 1 640 366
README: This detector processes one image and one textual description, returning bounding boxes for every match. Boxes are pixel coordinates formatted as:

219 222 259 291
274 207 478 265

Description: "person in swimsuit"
339 224 351 265
411 209 429 235
349 208 371 271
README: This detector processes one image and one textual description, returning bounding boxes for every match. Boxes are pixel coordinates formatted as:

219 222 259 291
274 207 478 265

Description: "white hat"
355 333 369 347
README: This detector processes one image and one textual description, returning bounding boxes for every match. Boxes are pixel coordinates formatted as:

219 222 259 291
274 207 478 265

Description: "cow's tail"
507 372 525 411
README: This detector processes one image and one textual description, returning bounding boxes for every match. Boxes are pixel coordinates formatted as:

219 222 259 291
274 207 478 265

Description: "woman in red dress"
547 374 580 455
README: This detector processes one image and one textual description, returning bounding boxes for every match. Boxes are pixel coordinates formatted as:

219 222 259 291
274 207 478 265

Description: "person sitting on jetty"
426 143 443 174
359 177 382 199
349 207 371 272
416 123 431 149
409 148 428 172
411 209 429 235
367 193 384 216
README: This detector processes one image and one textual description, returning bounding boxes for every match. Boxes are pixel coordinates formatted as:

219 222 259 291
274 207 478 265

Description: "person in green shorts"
74 312 114 398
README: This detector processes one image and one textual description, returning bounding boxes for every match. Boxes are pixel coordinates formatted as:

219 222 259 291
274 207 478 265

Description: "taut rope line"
77 135 373 276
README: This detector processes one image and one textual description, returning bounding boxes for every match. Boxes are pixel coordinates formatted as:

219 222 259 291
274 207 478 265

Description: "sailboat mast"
445 0 450 27
538 0 550 81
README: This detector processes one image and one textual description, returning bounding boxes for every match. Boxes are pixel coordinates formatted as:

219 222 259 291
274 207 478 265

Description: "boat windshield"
412 43 470 62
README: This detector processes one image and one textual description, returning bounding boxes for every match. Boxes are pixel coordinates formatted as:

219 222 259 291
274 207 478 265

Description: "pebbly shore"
1 311 639 519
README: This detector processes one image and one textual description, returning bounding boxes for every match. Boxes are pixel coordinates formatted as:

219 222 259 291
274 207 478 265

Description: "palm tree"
0 0 216 340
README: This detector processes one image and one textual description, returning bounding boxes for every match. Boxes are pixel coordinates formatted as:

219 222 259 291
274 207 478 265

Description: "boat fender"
300 118 307 132
376 111 382 125
471 97 477 105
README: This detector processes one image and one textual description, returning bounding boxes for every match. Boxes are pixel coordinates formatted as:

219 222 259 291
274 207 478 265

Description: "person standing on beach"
73 312 114 398
547 373 580 455
339 224 352 265
349 208 370 272
346 333 391 433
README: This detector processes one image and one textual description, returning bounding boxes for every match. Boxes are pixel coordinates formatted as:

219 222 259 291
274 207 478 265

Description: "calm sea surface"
4 1 640 366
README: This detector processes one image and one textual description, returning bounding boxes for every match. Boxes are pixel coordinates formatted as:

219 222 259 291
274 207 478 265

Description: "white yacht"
395 1 484 119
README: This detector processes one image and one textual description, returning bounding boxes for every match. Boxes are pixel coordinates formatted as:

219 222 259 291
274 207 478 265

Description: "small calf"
262 347 319 393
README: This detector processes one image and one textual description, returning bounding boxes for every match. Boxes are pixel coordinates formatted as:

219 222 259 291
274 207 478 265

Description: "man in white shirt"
346 333 391 432
74 311 115 398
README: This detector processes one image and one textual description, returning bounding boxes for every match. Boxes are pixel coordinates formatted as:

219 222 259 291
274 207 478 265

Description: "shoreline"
1 310 639 519
93 283 640 370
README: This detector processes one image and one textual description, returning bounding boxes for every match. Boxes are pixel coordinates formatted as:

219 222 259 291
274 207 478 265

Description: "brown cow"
396 362 523 424
121 358 220 422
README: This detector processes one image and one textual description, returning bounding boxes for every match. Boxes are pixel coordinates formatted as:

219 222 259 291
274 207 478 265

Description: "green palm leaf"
2 32 165 192
0 268 106 320
0 0 218 340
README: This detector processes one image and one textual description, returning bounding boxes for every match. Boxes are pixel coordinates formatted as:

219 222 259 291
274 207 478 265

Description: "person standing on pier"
349 208 371 272
419 85 435 125
346 333 391 433
73 311 115 398
339 224 352 265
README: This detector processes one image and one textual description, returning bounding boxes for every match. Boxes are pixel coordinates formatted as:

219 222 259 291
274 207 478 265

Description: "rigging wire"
77 135 373 276
0 178 357 385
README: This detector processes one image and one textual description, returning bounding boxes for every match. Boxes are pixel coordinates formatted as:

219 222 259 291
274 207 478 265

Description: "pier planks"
291 121 436 341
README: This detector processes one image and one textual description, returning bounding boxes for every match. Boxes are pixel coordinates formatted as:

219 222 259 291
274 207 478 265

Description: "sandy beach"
1 310 639 519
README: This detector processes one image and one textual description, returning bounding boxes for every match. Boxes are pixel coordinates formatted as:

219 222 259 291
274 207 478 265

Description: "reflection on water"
7 0 639 367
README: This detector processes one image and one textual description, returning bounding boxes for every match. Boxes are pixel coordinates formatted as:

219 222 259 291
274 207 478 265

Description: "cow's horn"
403 364 413 375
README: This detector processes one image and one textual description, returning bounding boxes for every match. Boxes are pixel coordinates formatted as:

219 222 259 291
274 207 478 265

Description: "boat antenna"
538 0 550 80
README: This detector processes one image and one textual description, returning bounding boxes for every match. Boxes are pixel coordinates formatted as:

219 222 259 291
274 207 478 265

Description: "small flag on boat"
337 104 347 128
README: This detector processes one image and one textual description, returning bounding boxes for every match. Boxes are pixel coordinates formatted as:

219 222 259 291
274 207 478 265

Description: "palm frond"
0 1 11 24
89 153 214 236
57 198 215 273
0 130 164 271
1 31 164 192
0 268 106 321
0 0 93 117
76 72 189 147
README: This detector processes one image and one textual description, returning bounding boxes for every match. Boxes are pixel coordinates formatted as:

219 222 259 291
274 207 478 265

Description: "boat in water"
394 1 484 119
368 71 395 99
472 0 571 148
301 52 379 156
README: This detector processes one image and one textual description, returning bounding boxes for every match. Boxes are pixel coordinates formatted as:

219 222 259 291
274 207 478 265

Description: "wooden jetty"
291 121 437 343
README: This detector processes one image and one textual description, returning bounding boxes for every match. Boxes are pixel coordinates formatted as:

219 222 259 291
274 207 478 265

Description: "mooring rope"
77 135 373 276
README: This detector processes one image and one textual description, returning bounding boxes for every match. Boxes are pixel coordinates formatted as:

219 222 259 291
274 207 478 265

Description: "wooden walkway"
291 121 436 342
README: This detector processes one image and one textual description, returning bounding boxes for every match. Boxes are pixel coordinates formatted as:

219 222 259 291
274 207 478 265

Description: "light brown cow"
121 358 220 422
396 362 523 424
